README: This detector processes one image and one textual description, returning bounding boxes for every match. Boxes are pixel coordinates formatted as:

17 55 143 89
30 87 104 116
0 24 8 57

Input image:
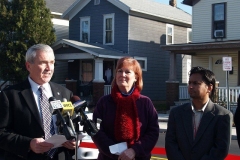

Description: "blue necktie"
39 86 57 158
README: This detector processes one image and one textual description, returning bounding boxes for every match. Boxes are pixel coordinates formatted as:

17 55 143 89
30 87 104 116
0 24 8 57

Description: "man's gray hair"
25 44 54 63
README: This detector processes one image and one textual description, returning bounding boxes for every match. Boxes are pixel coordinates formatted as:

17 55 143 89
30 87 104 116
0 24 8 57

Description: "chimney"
169 0 177 7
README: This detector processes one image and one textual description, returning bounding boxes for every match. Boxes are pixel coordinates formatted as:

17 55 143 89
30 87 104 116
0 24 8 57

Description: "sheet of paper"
109 142 127 155
45 134 85 149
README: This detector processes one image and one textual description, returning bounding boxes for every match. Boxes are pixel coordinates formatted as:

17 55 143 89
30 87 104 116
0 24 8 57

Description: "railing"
179 85 240 103
218 87 240 102
104 85 111 95
179 86 190 100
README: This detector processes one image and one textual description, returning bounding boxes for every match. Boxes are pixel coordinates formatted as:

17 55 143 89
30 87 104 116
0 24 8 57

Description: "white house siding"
227 1 240 40
192 0 240 43
52 18 69 41
182 55 191 84
192 51 238 87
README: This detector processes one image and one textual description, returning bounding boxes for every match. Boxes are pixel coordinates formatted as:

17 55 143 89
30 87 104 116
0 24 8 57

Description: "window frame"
80 16 90 43
103 13 115 45
166 24 174 45
212 2 226 39
94 0 100 5
134 56 147 71
187 28 192 43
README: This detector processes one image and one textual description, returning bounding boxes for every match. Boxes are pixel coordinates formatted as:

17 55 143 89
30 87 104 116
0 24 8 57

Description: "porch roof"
160 40 240 54
52 39 129 59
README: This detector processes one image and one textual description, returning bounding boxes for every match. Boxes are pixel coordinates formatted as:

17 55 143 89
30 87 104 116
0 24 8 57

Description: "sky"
154 0 192 15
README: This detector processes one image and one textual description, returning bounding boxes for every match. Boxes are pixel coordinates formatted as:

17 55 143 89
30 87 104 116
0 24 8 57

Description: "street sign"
222 57 232 71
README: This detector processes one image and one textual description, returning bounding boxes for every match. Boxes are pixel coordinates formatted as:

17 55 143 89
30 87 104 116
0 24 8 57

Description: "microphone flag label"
61 101 74 116
49 100 63 114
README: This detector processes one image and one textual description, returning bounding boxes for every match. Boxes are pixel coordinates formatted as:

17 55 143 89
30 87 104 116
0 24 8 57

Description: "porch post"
166 52 179 110
92 58 105 106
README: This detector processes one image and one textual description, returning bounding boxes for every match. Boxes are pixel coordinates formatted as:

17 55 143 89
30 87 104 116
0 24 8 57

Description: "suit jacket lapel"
182 103 194 145
21 80 43 129
50 82 63 101
193 100 215 146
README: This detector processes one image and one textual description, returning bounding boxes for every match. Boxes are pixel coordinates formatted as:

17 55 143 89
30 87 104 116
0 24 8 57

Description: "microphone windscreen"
49 97 57 102
70 95 81 103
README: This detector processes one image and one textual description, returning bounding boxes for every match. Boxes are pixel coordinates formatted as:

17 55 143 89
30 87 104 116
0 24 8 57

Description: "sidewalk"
158 113 237 140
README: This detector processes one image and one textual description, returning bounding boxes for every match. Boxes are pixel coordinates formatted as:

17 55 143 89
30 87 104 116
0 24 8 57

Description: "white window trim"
94 0 100 5
166 24 174 45
103 13 115 45
187 28 192 43
134 56 147 71
80 17 90 42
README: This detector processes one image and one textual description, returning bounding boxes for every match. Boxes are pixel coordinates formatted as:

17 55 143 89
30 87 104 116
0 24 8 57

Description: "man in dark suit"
165 66 232 160
234 94 240 148
0 44 76 160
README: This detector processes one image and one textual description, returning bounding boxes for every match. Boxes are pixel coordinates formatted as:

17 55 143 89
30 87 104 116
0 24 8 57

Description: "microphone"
61 98 76 136
61 98 74 116
49 97 63 114
71 96 87 113
70 96 98 137
48 97 75 140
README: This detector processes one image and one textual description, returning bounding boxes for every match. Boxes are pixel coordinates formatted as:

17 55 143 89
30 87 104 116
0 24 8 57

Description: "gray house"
51 0 192 105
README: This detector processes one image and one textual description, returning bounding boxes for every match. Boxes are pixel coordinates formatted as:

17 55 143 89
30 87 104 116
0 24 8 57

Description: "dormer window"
94 0 100 5
212 3 226 39
80 17 90 43
166 24 174 45
103 13 114 45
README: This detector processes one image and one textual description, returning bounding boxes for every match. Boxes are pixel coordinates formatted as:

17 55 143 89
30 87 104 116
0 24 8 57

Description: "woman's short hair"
25 44 54 63
111 57 143 91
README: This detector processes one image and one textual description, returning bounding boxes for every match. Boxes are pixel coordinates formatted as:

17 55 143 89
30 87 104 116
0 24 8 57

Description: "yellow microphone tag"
61 101 74 116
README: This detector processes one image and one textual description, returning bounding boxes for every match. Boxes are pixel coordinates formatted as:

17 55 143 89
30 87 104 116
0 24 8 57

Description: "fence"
104 85 111 95
179 85 240 103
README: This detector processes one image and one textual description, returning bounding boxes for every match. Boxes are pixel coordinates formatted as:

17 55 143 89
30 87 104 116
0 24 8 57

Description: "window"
94 0 100 5
81 61 93 83
134 56 147 71
166 24 174 45
212 3 226 38
80 17 90 43
103 14 114 45
187 28 192 43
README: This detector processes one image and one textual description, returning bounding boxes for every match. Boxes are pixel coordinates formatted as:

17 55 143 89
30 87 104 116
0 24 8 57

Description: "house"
51 0 192 105
161 0 240 107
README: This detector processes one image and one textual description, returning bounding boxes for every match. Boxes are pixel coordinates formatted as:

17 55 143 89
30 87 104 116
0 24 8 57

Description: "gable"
62 0 191 26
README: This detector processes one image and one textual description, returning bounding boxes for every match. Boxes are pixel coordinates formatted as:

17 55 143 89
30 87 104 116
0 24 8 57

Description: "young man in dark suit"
234 94 240 148
0 44 76 160
165 66 232 160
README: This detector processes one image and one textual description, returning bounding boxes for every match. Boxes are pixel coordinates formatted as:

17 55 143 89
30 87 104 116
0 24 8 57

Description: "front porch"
160 40 240 110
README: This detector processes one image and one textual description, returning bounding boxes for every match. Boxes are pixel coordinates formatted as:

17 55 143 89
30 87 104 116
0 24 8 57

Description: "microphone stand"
72 115 82 160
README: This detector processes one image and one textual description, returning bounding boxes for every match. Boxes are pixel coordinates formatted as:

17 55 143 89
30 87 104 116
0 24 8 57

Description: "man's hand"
30 138 54 154
62 140 76 150
118 148 136 160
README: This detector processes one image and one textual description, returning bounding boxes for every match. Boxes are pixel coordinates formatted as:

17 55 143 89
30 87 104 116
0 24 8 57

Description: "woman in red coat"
92 57 159 160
